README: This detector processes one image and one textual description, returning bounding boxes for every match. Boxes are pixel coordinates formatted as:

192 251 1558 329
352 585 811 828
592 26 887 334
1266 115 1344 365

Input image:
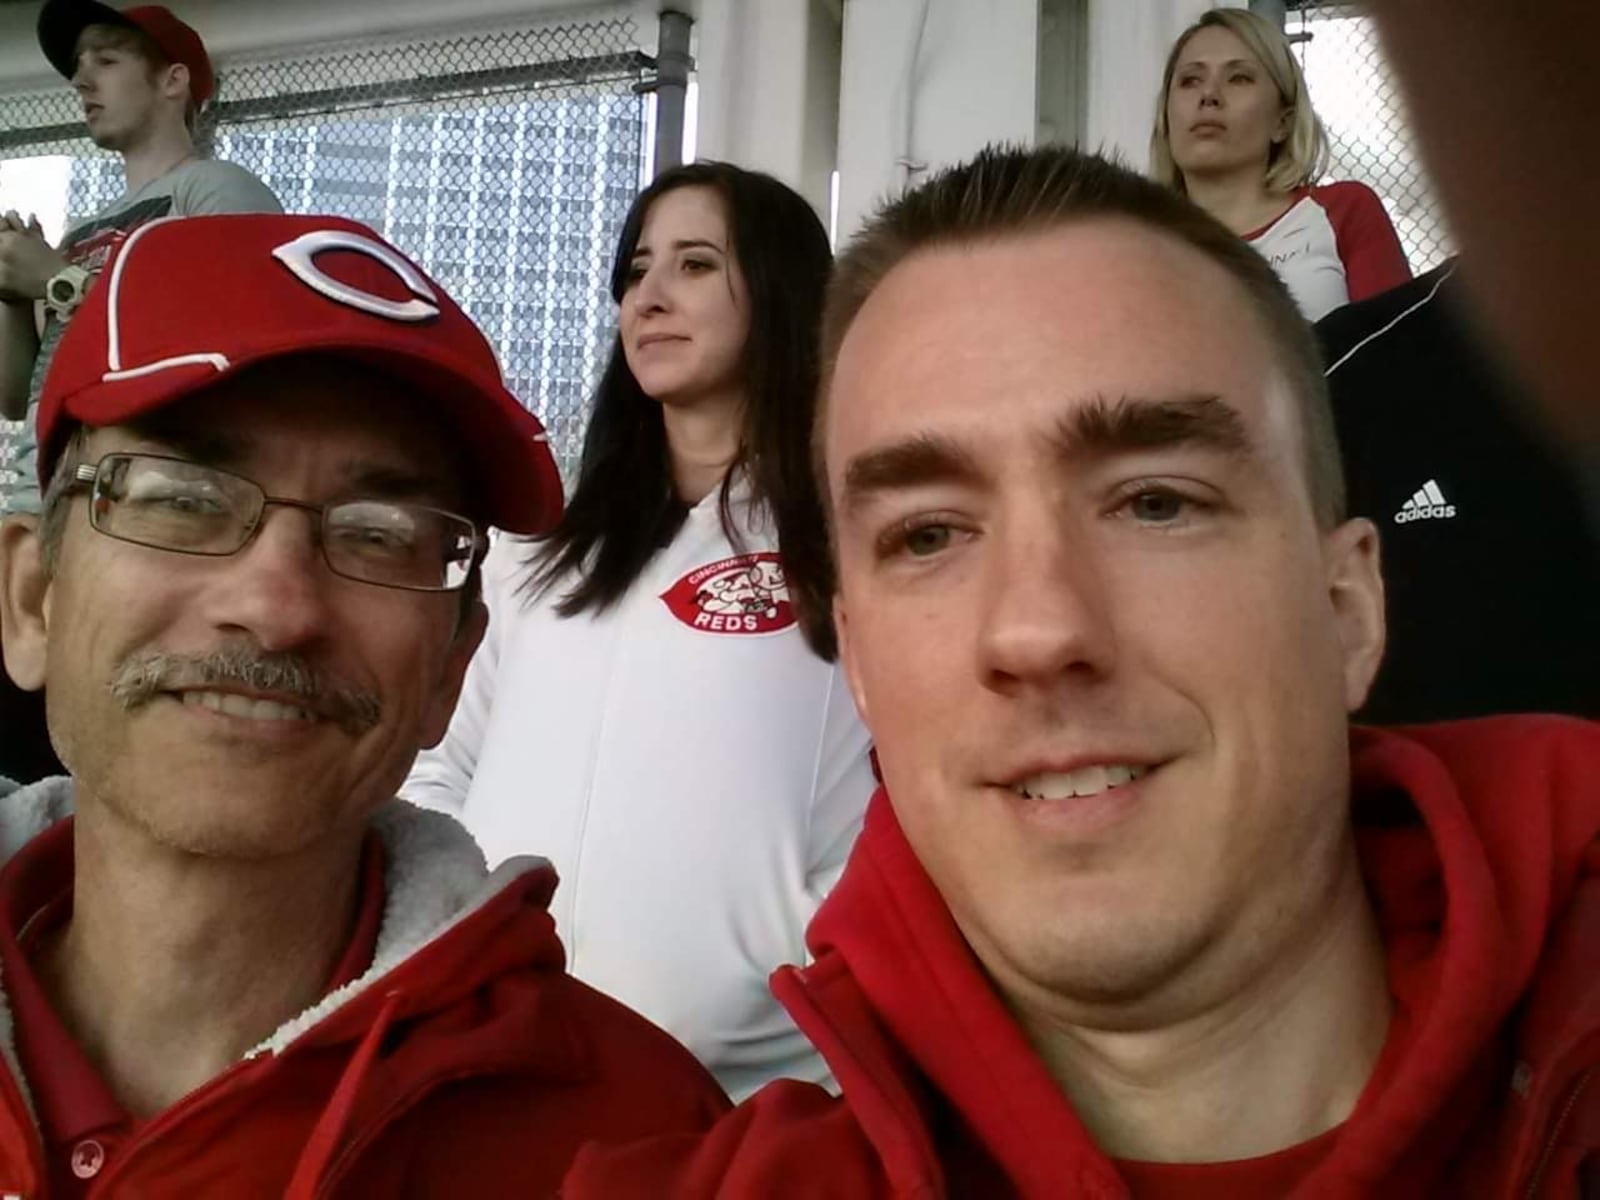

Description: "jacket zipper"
1524 1069 1593 1198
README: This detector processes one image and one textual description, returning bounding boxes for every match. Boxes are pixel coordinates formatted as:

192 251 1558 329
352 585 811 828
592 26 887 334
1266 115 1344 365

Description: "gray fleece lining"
0 776 545 1074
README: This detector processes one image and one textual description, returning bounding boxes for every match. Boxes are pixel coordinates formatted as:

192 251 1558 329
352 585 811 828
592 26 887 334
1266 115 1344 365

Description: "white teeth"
181 691 314 722
1012 764 1147 800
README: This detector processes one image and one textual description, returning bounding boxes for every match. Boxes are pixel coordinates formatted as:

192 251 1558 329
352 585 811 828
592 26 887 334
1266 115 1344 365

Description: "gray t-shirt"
0 158 281 515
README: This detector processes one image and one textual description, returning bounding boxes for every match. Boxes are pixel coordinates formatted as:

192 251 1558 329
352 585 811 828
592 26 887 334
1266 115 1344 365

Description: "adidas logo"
1394 479 1457 524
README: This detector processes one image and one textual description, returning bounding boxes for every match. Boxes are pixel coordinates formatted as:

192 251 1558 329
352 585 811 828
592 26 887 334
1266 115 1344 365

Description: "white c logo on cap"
271 229 441 323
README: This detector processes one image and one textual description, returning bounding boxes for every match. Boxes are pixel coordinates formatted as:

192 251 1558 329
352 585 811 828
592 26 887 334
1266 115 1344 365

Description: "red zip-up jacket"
0 780 730 1198
564 716 1600 1197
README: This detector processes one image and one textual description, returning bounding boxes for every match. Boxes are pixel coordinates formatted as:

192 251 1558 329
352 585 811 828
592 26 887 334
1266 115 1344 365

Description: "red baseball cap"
38 213 564 536
38 1 216 107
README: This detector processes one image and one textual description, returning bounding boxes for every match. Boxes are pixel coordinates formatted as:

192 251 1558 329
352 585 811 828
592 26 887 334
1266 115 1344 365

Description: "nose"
196 506 336 653
975 507 1116 693
1199 75 1222 107
628 261 671 315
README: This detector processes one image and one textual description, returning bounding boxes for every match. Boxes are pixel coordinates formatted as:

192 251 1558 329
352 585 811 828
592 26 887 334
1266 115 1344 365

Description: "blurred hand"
1365 0 1599 450
0 226 66 304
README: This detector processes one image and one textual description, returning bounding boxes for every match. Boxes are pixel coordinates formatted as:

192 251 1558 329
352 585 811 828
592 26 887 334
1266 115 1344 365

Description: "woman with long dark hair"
405 163 874 1099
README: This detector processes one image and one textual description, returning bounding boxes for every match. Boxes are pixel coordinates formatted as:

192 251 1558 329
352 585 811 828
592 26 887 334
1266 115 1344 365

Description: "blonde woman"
1152 7 1410 319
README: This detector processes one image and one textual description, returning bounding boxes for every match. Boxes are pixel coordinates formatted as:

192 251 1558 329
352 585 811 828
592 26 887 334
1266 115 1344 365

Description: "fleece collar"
0 775 555 1060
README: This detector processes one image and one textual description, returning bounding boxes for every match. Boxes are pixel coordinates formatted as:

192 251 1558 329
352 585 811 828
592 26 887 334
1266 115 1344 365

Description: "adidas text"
1395 504 1456 524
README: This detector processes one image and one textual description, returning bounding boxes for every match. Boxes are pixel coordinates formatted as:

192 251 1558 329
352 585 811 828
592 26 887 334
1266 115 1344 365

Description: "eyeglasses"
67 453 483 592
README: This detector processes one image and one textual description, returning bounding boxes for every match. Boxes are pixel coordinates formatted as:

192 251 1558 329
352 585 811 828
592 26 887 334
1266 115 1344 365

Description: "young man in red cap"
0 211 727 1197
563 145 1598 1197
0 0 281 518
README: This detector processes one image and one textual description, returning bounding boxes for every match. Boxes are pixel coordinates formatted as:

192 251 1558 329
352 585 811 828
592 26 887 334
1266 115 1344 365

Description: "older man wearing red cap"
0 212 728 1197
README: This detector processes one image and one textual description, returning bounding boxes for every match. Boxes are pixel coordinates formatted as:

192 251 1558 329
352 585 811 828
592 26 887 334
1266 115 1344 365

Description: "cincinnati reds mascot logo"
661 552 796 636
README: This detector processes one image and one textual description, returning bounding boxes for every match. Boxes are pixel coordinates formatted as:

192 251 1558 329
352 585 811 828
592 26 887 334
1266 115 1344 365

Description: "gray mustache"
110 646 382 735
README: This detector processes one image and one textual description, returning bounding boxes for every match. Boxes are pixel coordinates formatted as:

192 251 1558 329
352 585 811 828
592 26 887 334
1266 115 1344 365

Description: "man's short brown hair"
816 144 1344 533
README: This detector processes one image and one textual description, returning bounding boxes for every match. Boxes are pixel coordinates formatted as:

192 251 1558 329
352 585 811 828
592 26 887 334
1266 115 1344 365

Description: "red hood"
775 715 1600 1197
0 787 730 1198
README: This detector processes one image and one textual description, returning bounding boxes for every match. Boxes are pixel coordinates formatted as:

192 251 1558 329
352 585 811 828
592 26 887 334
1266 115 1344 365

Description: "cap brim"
38 0 137 79
48 344 564 537
338 348 566 537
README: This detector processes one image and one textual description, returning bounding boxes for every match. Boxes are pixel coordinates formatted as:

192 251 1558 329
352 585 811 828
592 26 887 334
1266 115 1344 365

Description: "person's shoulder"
555 971 731 1105
1359 717 1600 822
482 532 538 593
351 972 731 1196
1317 259 1455 368
170 159 283 215
174 158 262 185
1490 714 1600 775
1308 179 1386 211
1305 179 1393 236
477 532 569 629
1368 714 1599 763
562 1077 890 1199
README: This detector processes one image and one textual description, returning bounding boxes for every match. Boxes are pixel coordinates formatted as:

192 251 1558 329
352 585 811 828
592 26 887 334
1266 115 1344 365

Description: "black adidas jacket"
1318 260 1600 722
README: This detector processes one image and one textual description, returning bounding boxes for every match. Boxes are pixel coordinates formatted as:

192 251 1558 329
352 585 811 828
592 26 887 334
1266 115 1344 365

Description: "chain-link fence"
1288 0 1452 274
0 11 651 491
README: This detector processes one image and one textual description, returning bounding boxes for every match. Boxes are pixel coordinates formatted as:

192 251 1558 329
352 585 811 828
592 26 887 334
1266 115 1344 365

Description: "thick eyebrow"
840 432 983 518
838 394 1253 518
1055 393 1254 463
127 417 253 469
340 464 462 509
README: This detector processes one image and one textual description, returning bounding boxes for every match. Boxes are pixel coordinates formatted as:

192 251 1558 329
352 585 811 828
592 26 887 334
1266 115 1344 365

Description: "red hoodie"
563 716 1600 1198
0 780 730 1198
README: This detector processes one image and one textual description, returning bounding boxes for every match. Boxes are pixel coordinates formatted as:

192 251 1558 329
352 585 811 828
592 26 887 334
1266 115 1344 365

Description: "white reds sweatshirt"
402 477 876 1100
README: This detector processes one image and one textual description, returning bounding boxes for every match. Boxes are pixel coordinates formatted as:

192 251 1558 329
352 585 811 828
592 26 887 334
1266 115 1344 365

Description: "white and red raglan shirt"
1247 181 1412 321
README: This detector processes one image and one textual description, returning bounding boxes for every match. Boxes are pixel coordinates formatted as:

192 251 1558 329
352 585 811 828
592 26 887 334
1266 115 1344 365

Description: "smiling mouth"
179 690 317 723
1010 764 1149 801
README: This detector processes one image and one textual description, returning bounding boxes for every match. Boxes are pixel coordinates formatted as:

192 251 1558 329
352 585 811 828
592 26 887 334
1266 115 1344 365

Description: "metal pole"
1249 0 1288 28
648 10 694 175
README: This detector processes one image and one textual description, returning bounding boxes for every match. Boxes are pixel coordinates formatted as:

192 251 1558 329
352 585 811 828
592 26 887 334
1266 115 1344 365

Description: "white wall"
834 0 1038 242
691 0 841 219
826 0 1215 242
1083 0 1214 168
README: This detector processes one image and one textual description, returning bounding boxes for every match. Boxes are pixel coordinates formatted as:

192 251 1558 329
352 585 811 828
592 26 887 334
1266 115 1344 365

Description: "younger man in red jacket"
0 213 726 1197
565 145 1598 1197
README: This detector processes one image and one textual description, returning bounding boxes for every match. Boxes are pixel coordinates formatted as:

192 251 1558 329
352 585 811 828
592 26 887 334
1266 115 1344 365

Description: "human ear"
0 517 50 692
1323 518 1386 712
